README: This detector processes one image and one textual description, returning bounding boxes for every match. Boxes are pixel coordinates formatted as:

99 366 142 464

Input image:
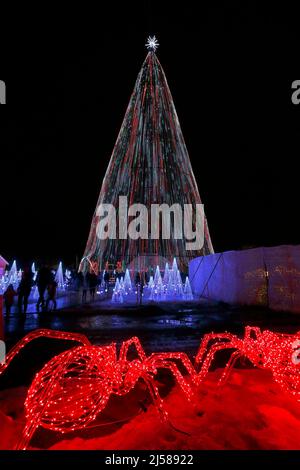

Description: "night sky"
1 3 299 267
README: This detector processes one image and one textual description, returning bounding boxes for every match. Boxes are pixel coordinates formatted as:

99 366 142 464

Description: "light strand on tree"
79 40 214 274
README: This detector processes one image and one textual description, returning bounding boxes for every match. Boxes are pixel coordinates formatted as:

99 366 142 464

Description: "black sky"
0 2 299 267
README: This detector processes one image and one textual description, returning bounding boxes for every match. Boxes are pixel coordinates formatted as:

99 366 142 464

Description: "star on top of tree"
145 35 159 52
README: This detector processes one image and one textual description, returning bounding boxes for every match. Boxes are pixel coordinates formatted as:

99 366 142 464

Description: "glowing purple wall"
189 245 300 313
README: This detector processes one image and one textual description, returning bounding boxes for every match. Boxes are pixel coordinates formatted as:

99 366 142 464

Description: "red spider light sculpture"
1 326 300 450
195 326 300 396
0 329 195 450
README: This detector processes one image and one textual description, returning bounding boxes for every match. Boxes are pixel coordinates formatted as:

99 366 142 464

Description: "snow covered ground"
1 368 300 450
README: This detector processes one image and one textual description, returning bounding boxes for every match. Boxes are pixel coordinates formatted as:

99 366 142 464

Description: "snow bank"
1 370 300 450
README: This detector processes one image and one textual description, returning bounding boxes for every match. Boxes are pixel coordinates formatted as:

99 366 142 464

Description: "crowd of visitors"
4 264 58 315
3 263 152 315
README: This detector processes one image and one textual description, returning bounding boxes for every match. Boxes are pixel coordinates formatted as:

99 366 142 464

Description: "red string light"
1 326 300 449
195 327 300 394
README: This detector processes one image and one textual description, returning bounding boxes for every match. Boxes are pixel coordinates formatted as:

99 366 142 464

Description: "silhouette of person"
135 272 141 304
135 272 141 286
139 272 144 305
104 271 110 294
36 265 52 312
82 273 89 303
89 271 98 301
46 274 57 311
77 271 84 291
4 284 17 315
18 266 33 314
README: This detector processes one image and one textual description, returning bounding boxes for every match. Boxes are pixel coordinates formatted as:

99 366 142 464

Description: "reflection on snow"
158 318 193 327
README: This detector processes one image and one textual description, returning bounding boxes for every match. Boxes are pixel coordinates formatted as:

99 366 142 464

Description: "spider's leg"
148 352 196 376
16 418 40 450
0 329 91 376
140 374 169 422
149 358 195 402
141 372 192 438
244 326 262 340
218 350 241 386
196 341 238 385
195 332 238 367
119 336 147 362
148 351 198 390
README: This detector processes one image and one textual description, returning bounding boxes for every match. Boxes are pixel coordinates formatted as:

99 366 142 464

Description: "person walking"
4 284 17 316
104 271 110 296
89 271 98 302
45 275 57 311
135 272 141 304
139 272 144 305
18 267 33 315
36 265 52 312
82 273 89 303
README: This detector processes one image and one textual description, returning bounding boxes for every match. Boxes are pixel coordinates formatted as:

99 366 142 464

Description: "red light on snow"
1 326 300 449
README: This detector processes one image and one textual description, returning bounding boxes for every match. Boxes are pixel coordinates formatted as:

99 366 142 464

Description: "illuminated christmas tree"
55 261 65 290
183 276 193 301
123 268 133 293
80 36 213 273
